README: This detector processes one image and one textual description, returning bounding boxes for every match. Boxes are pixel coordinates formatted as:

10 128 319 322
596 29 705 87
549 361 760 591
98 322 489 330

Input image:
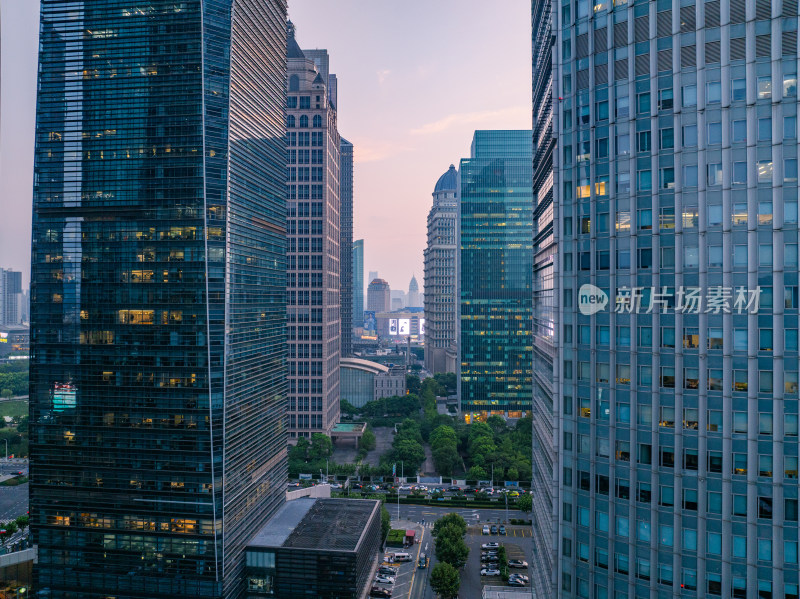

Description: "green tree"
0 522 18 546
468 422 493 444
467 465 488 481
506 466 520 481
486 414 506 435
14 515 28 534
395 418 423 444
340 399 359 415
432 444 460 476
429 425 457 448
359 429 376 451
432 372 457 394
430 562 460 599
516 492 533 514
309 433 333 460
1 389 12 400
380 505 391 541
432 513 467 538
390 439 426 473
434 525 469 569
406 373 421 395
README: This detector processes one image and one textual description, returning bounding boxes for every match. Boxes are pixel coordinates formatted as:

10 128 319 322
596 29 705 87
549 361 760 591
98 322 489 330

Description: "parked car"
482 525 490 535
481 542 500 550
508 559 529 569
378 566 398 576
480 568 501 576
375 575 395 585
370 587 392 598
509 574 530 583
447 486 461 492
508 578 527 587
508 490 520 497
481 555 500 563
498 525 507 535
490 525 498 534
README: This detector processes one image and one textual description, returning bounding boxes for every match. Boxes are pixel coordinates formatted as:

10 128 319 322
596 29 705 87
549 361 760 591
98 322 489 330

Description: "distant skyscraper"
459 131 532 419
0 269 22 326
535 0 800 597
29 1 289 597
407 275 420 308
287 25 341 439
340 138 354 357
368 270 379 284
352 239 364 328
424 165 458 374
530 0 556 596
391 289 407 310
367 278 391 313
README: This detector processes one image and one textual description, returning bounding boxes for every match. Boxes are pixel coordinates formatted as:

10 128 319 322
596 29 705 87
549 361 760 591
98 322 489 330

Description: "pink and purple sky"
0 1 532 292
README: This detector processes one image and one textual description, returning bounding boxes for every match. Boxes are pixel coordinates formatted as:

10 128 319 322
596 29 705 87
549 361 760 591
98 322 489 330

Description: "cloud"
410 105 530 135
353 139 414 163
377 69 391 84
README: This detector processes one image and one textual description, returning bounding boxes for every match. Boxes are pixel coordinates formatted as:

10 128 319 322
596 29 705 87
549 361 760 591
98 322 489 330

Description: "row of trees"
429 513 468 598
0 361 28 397
380 419 425 475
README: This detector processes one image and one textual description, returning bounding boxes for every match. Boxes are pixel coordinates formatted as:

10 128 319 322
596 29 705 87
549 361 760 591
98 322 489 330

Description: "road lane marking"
408 527 425 598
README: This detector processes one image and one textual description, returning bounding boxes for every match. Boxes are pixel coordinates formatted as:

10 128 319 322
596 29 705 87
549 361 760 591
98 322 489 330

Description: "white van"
391 552 412 562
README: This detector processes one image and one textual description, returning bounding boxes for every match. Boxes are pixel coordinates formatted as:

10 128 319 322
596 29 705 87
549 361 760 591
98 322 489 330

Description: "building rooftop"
340 357 389 374
248 498 380 553
434 164 458 193
482 585 535 599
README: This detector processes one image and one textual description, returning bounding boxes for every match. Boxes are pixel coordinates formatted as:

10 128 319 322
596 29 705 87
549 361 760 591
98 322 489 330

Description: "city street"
0 483 28 522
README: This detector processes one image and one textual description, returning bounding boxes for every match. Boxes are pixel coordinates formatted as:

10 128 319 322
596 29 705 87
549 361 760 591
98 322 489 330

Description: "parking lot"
463 527 532 598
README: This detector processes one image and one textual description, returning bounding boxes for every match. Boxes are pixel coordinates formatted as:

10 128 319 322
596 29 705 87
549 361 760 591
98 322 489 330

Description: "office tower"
391 289 407 310
367 278 391 313
538 0 800 598
459 131 532 419
340 138 354 358
286 25 341 438
0 269 22 325
530 0 557 597
353 239 364 328
29 1 288 597
424 165 459 374
368 270 379 284
408 275 420 308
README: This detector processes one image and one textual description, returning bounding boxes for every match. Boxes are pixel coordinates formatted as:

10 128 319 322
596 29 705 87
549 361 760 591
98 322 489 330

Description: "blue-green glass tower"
29 1 288 597
459 130 533 419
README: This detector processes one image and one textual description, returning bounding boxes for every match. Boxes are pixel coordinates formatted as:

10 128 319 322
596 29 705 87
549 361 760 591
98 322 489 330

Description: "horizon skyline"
0 1 533 291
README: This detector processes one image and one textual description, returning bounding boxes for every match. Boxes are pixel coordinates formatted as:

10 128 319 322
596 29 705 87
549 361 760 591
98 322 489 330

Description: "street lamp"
2 439 7 461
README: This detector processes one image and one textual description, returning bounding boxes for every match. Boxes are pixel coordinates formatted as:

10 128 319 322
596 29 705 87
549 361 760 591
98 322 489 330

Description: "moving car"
370 587 392 598
447 486 461 492
480 568 501 576
481 542 500 550
418 552 429 568
375 575 395 585
390 552 413 562
508 559 529 568
498 525 506 535
508 490 520 497
482 525 490 535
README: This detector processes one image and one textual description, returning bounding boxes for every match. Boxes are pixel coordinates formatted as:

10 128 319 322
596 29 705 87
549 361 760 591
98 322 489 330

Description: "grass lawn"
0 400 28 419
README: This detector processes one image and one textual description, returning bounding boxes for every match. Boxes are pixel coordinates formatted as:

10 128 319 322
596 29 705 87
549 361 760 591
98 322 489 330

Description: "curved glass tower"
538 0 800 597
30 1 288 597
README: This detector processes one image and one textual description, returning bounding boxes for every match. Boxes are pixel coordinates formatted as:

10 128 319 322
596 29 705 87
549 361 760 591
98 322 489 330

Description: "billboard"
398 319 410 335
364 311 376 331
53 382 77 411
389 319 399 335
419 319 425 335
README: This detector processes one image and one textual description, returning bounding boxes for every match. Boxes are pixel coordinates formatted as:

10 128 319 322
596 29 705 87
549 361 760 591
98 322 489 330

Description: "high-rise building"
340 138 354 358
367 278 391 313
536 0 800 597
29 2 289 597
368 270 379 284
530 0 556 597
459 131 532 419
424 165 459 374
391 289 407 310
408 275 420 308
0 269 22 326
286 25 341 439
352 239 364 329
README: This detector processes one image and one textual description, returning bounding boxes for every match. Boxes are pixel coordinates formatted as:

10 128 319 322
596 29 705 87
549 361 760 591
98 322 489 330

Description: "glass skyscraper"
340 138 354 357
353 239 364 329
29 2 288 597
535 0 800 597
459 130 533 419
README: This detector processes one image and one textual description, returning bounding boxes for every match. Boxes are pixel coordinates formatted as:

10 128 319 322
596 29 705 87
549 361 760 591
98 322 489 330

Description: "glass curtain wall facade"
424 165 459 375
29 1 288 597
459 131 533 419
353 239 364 330
550 0 800 597
340 138 354 357
531 0 558 596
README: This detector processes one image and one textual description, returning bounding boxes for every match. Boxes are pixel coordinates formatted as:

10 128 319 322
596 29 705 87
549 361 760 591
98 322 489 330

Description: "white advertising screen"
389 319 399 335
419 319 425 335
398 319 410 335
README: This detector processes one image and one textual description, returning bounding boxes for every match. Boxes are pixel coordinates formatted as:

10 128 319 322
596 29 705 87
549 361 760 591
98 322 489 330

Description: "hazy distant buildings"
286 24 341 438
368 270 379 284
459 131 532 419
367 278 391 313
352 239 364 329
424 165 459 374
391 289 406 311
340 138 354 358
0 269 22 326
29 1 289 596
407 275 421 308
